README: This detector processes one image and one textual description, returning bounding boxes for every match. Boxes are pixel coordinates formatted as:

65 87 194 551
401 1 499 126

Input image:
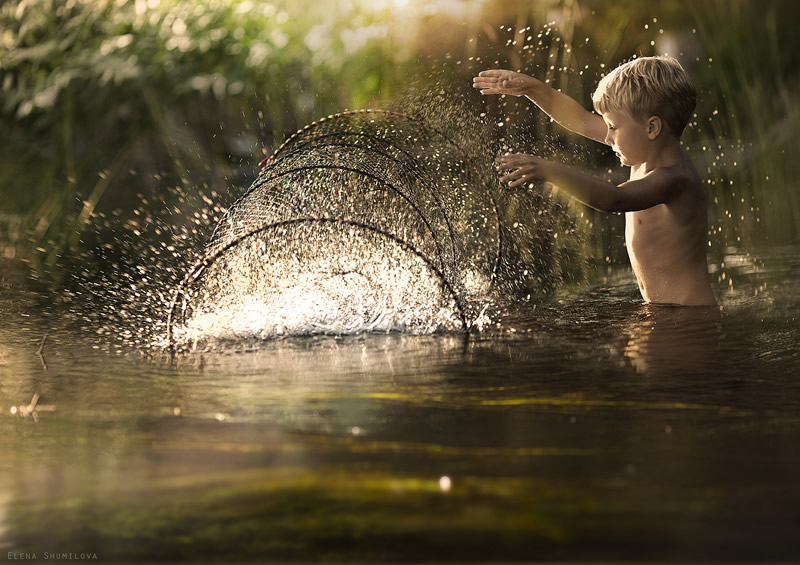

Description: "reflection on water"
0 246 799 561
622 304 723 376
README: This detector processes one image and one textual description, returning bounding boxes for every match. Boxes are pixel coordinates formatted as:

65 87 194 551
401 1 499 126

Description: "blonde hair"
592 56 696 136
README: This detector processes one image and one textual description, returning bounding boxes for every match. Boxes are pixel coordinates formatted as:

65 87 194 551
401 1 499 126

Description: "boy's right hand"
472 70 538 97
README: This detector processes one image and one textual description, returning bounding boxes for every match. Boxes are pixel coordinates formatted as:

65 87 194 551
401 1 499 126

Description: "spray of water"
165 110 500 349
62 25 601 351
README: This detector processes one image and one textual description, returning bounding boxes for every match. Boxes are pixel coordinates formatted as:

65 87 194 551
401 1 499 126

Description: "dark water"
1 245 799 562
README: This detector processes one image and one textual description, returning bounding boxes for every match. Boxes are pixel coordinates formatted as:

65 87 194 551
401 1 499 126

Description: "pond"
1 243 798 561
4 0 800 560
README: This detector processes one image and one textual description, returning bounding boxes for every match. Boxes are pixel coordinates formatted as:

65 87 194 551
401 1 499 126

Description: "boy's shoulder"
641 151 702 191
653 156 706 210
625 151 704 212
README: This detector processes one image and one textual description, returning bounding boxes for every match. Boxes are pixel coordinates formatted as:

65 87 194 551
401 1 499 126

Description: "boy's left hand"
496 153 548 188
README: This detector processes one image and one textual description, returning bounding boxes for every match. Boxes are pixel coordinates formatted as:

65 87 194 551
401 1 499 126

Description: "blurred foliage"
1 0 799 278
0 0 395 263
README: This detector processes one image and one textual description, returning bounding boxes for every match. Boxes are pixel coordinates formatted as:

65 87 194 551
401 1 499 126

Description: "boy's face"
601 110 650 167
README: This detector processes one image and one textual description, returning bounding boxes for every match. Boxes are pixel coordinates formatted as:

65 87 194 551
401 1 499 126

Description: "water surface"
1 246 798 561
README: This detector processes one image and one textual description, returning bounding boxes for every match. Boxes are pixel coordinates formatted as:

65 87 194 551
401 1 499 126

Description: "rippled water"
1 245 798 561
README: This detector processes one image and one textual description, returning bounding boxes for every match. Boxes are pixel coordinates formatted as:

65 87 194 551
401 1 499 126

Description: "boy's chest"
625 206 671 250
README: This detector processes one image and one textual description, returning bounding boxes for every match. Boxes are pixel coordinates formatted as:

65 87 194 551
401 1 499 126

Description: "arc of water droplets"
166 110 501 348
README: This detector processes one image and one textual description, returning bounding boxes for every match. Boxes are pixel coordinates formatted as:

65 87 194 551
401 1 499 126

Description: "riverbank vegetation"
1 0 797 281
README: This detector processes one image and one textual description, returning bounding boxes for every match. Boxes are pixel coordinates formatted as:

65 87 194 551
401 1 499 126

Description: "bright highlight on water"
167 111 500 348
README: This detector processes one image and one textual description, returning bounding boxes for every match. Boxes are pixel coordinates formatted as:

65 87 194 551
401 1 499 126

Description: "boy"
472 56 717 306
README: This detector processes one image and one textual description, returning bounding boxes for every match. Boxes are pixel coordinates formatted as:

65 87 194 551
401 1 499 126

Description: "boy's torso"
624 157 717 306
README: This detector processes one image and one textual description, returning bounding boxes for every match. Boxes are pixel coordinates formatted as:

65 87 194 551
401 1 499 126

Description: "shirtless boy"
473 56 717 306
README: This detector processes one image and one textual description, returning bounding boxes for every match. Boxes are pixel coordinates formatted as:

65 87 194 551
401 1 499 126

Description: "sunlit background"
2 0 799 273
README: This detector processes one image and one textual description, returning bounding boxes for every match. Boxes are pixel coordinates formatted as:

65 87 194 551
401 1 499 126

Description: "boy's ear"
646 116 663 139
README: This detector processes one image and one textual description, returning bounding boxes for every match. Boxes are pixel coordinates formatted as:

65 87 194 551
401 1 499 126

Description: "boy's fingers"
500 167 527 181
478 69 504 77
505 177 527 188
501 167 539 186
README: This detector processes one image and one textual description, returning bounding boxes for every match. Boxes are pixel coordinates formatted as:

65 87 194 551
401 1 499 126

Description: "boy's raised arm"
496 154 682 213
473 70 608 145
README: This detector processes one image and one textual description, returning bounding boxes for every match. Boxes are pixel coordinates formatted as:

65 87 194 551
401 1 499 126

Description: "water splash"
169 219 466 347
55 22 628 351
166 111 500 348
